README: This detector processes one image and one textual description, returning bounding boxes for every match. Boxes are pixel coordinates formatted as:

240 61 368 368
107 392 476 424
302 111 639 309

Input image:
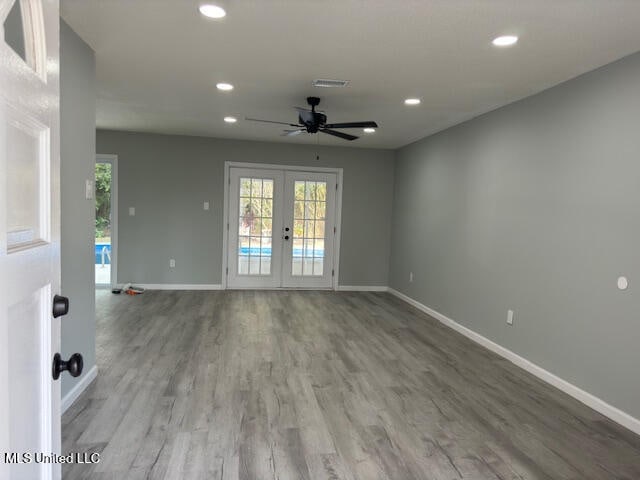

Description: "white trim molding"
337 285 389 292
135 284 223 291
388 288 640 436
61 366 98 414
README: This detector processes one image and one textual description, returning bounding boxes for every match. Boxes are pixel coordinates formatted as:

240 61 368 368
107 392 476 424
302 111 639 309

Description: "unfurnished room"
1 1 640 479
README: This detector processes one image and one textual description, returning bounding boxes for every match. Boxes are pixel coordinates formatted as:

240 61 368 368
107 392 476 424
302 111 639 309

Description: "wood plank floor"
63 290 640 479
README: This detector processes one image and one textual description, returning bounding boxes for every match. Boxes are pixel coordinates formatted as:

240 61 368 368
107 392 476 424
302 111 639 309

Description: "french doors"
227 167 338 289
1 0 63 479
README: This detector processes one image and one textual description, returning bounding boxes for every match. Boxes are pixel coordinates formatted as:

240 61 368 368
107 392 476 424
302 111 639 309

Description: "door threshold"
225 287 335 291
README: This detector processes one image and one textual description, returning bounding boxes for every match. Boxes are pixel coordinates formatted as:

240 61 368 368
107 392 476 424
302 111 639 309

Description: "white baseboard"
135 284 223 291
336 285 389 292
388 288 640 436
61 365 98 414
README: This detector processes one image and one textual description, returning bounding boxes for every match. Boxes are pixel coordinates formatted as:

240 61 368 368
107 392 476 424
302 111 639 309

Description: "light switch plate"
204 201 210 211
507 309 514 325
85 179 94 200
129 207 135 216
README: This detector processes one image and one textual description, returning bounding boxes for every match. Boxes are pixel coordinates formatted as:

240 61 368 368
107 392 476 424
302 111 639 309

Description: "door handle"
52 353 83 380
284 235 289 240
52 295 69 318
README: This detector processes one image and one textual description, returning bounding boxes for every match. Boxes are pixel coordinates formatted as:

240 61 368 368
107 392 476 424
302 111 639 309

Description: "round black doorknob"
284 235 290 240
52 353 83 380
285 227 290 232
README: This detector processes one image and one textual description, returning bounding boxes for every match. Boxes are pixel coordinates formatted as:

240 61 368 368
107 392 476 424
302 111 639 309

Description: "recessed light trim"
492 35 518 47
216 82 234 91
224 116 237 123
404 98 421 106
199 4 226 19
363 128 376 133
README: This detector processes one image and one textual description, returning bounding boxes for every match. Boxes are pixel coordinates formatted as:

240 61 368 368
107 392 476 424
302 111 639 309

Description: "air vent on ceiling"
312 78 350 88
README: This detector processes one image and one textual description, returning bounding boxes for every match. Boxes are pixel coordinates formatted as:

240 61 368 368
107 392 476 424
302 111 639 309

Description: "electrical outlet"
203 201 210 211
129 207 136 216
409 272 414 282
507 309 514 326
169 259 176 268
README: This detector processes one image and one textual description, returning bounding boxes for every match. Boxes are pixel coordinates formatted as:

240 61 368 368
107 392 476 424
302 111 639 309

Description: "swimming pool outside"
238 247 324 257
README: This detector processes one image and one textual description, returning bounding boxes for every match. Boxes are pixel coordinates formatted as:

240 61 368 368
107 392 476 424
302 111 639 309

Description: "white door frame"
222 161 343 290
95 154 118 288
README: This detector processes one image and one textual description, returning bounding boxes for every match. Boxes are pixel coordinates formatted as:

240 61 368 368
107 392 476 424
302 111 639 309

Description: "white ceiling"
61 0 640 149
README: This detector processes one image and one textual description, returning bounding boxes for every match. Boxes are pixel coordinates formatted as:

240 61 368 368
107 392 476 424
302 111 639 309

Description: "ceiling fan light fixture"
216 82 234 91
404 98 421 105
492 35 518 47
199 4 226 19
363 128 376 133
224 116 237 123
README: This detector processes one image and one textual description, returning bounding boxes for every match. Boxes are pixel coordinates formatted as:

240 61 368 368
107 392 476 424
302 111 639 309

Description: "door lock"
52 295 69 318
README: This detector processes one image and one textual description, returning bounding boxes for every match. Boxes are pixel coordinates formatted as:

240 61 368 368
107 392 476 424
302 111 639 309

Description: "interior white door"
281 171 336 288
227 168 284 288
0 1 62 479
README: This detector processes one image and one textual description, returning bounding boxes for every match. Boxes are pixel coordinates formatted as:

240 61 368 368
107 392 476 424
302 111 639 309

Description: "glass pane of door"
238 177 274 276
292 180 327 277
95 162 112 285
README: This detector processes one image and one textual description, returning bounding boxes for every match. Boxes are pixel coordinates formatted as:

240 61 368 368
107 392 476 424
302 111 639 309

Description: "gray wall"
97 130 395 286
4 1 26 60
60 20 96 397
390 52 640 420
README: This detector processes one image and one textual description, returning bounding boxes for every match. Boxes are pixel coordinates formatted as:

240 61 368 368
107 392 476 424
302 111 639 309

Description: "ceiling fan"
246 96 378 141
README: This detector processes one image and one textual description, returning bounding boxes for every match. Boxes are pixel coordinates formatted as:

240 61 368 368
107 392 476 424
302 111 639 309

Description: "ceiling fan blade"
319 128 358 141
245 117 301 127
323 121 379 129
294 107 315 124
281 129 305 137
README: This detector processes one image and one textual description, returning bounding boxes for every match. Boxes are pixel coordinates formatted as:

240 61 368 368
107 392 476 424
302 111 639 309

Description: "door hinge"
226 267 228 275
333 226 336 234
227 222 229 230
332 269 335 277
336 183 338 190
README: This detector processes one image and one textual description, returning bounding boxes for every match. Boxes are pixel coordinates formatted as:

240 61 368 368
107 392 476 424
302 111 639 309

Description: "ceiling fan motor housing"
300 97 326 132
299 112 327 133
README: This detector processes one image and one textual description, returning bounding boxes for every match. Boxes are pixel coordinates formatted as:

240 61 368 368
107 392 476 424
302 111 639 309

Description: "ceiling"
61 0 640 150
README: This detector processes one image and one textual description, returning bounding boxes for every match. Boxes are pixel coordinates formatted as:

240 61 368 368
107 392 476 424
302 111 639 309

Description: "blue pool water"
95 243 111 264
239 247 324 257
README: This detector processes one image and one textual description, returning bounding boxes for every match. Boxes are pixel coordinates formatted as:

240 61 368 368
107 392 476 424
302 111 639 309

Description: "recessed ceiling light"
363 128 375 133
224 116 237 123
404 98 421 106
216 82 234 91
199 4 226 19
492 35 518 47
